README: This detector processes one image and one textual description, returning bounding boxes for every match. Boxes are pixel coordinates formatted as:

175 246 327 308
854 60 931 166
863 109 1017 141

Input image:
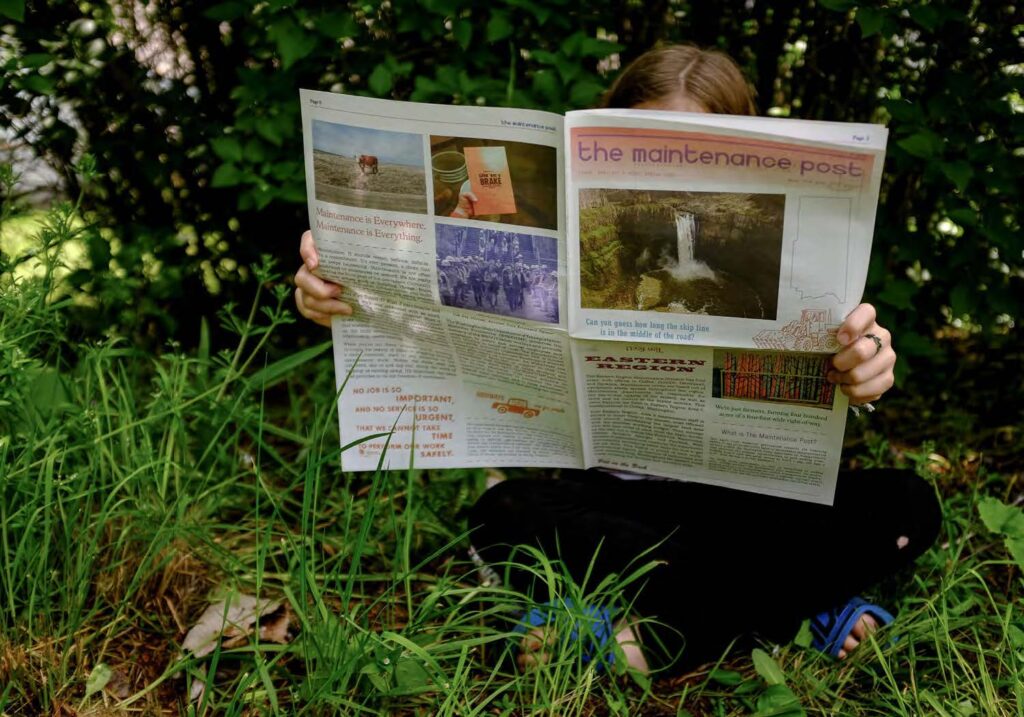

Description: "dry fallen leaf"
179 592 292 703
926 452 952 474
258 603 291 644
103 666 132 700
182 593 282 659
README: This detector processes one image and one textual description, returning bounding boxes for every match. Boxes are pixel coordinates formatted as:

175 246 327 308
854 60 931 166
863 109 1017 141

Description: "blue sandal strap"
514 599 617 668
810 597 894 658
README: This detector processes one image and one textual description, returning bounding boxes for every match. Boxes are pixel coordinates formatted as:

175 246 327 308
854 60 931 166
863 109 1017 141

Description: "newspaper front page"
299 90 888 504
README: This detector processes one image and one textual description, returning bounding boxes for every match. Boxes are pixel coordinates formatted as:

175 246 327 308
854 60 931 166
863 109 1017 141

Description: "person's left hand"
828 303 895 405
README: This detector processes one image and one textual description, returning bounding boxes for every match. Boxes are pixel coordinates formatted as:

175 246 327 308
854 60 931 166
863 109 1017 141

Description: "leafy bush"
1 1 1021 390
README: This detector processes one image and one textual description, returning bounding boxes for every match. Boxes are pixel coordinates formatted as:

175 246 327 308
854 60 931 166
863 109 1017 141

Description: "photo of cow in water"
311 120 427 213
435 224 560 324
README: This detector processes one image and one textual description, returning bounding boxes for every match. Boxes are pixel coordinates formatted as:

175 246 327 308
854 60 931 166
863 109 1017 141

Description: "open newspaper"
299 90 887 504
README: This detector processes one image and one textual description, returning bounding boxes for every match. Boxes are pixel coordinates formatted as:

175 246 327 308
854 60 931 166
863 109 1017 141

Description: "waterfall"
675 212 697 267
666 211 717 282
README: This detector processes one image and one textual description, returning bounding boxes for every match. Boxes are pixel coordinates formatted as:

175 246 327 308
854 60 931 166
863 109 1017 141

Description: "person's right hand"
294 230 353 327
450 190 478 218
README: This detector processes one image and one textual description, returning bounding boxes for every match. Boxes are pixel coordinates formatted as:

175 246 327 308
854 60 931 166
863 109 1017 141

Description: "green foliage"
0 1 1021 397
0 0 23 22
1 199 1022 712
977 496 1024 569
0 0 627 341
822 2 1024 387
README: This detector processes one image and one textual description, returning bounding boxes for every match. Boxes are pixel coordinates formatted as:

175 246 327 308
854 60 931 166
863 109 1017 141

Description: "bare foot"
517 618 650 674
836 612 879 659
517 625 556 669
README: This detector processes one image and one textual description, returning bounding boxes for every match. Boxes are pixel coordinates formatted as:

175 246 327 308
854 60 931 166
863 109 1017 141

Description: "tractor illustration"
492 398 539 418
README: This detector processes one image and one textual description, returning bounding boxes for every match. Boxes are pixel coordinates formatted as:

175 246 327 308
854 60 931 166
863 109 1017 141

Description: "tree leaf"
532 69 560 104
709 668 743 685
269 17 313 70
182 594 283 659
316 11 358 38
0 0 24 21
243 138 267 163
211 136 243 163
486 12 512 42
817 0 855 10
978 498 1024 570
893 330 940 358
884 99 923 123
394 658 431 692
752 648 787 686
898 131 942 159
857 7 885 37
876 279 917 310
949 283 976 318
452 19 472 50
19 53 52 69
211 164 244 188
948 207 978 227
505 0 549 23
755 684 804 716
203 2 246 21
368 64 393 96
569 79 604 108
84 663 114 699
578 36 624 58
1007 537 1024 571
793 619 813 648
1008 624 1024 650
15 74 55 95
256 120 284 146
942 160 973 192
978 497 1024 538
28 368 72 416
909 5 941 30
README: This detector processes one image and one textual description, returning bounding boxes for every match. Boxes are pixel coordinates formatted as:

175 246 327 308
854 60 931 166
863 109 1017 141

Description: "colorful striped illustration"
721 352 835 406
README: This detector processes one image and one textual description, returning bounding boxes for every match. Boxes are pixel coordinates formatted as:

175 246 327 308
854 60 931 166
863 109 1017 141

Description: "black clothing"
468 469 942 671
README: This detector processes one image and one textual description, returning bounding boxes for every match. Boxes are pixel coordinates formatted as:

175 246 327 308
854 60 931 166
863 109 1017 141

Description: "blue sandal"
810 596 895 658
514 599 617 669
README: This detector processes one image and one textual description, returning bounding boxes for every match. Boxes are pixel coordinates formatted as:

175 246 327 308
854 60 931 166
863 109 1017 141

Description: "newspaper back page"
301 91 583 471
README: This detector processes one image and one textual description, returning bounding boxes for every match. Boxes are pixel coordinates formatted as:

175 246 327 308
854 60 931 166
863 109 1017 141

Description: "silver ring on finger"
863 333 883 357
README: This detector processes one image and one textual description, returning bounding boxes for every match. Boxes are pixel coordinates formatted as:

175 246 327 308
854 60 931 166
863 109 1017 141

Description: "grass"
1 172 1022 716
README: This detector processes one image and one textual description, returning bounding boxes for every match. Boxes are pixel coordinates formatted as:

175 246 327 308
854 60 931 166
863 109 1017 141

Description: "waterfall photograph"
578 189 785 319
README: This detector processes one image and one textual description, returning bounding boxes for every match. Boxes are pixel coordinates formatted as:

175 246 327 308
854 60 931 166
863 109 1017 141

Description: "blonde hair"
601 44 756 116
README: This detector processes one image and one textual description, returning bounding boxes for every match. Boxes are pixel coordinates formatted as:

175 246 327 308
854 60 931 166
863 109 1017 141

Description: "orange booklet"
464 146 517 216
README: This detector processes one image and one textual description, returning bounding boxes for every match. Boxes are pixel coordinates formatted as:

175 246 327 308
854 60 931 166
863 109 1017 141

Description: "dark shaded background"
1 0 1021 431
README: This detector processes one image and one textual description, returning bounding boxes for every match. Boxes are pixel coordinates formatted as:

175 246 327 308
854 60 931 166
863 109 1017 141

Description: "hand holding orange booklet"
465 146 517 216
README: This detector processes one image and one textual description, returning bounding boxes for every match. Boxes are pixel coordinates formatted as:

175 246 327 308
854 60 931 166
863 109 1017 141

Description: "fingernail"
826 371 837 383
306 258 316 270
838 331 851 345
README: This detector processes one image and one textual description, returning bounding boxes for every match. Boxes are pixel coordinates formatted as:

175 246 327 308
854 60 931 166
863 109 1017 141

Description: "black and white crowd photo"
435 224 560 324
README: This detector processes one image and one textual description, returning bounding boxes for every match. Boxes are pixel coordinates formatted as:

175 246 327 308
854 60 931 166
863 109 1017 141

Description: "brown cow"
357 154 379 174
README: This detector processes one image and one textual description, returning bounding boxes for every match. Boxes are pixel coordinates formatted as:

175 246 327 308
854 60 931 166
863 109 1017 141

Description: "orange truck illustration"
492 398 539 418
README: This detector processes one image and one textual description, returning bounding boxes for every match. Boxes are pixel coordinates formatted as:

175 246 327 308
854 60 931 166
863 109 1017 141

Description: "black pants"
468 469 942 671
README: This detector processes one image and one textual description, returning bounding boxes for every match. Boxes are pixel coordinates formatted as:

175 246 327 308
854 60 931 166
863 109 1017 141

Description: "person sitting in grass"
293 44 941 675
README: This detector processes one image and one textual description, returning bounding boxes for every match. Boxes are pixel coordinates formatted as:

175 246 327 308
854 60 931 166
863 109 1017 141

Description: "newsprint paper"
300 90 888 504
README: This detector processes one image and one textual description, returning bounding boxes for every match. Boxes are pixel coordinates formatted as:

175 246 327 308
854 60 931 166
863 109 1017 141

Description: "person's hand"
828 303 895 405
294 230 353 328
450 190 478 218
